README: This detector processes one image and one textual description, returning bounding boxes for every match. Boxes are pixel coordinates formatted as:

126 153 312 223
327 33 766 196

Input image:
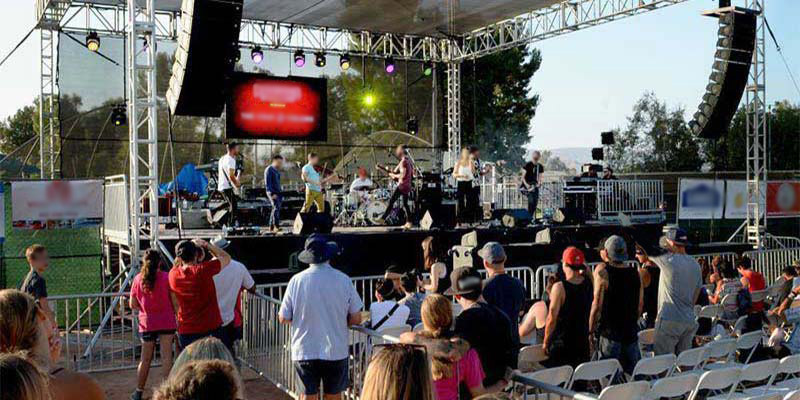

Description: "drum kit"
331 185 407 226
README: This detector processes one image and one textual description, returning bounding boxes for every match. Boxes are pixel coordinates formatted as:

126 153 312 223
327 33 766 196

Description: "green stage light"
363 93 376 107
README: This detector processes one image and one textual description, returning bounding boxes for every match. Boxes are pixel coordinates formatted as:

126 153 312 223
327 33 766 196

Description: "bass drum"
365 201 388 225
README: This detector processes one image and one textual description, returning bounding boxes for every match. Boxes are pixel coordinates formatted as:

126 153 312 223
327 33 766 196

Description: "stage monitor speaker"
501 209 531 229
689 10 756 139
166 0 243 117
552 207 585 225
420 204 457 230
601 131 615 145
591 147 604 161
293 212 334 235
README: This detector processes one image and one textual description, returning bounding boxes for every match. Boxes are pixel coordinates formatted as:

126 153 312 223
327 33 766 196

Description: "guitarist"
218 142 242 226
377 145 414 229
520 150 545 217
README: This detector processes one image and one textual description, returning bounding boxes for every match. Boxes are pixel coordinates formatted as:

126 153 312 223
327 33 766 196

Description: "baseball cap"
444 267 483 296
478 242 506 264
663 227 690 247
604 235 628 263
562 246 586 270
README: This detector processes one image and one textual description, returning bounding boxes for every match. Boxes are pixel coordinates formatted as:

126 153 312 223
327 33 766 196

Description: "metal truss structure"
745 0 767 248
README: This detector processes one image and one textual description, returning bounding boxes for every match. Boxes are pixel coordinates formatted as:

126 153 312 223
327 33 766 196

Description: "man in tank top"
590 236 643 375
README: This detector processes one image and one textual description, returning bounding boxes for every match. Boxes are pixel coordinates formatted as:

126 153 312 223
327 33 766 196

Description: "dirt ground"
90 366 292 400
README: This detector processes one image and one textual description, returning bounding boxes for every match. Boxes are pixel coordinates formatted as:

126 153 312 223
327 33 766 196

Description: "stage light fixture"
406 117 419 135
86 31 101 52
423 61 433 76
339 54 351 70
111 105 127 126
384 57 395 74
363 93 376 107
315 52 326 67
294 49 306 67
251 46 264 64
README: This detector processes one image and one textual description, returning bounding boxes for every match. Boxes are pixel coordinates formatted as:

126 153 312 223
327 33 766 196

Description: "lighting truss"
745 0 767 248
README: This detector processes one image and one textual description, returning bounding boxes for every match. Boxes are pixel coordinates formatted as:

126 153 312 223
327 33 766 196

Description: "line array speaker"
166 0 243 117
689 10 757 139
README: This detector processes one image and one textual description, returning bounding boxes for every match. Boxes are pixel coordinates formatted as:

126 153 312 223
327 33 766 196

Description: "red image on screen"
226 73 327 141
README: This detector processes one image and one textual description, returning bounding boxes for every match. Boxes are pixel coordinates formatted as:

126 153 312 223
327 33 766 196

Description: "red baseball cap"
562 246 586 270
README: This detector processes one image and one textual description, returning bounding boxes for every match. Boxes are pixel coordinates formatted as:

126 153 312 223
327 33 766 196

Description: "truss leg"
445 62 461 169
39 28 59 179
745 0 767 248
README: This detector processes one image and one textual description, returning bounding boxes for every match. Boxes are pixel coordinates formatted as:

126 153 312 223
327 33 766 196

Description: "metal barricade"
50 292 142 372
512 373 598 400
103 175 130 245
691 251 739 267
743 247 800 284
596 180 663 222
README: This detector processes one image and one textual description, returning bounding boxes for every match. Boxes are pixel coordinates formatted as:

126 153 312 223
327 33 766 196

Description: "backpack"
736 288 752 317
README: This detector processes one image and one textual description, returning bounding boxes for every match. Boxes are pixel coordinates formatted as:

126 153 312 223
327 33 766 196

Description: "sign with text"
767 181 800 217
11 180 103 229
226 73 327 141
678 179 724 220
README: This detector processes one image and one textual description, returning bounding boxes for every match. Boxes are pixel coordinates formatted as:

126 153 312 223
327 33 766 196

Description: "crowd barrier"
744 247 800 285
596 180 663 221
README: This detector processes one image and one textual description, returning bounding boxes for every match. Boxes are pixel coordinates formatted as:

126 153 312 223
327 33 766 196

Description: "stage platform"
141 221 711 284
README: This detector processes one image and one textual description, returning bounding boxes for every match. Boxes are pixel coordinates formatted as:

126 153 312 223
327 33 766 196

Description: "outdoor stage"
149 220 743 285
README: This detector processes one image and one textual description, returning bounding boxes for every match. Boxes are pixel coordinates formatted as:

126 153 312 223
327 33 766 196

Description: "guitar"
375 163 400 182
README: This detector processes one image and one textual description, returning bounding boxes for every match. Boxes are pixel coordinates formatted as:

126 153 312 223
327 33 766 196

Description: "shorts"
177 326 227 350
293 358 349 395
140 330 175 343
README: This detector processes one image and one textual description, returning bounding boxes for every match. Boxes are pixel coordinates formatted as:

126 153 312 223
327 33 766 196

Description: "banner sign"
724 180 748 219
678 179 724 220
767 181 800 217
11 180 103 229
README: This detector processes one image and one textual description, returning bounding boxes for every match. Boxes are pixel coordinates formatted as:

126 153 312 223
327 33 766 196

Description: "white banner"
724 180 748 219
678 179 724 220
11 180 103 229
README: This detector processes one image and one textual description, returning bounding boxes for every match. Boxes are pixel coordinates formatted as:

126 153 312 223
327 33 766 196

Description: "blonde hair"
420 294 452 338
154 360 241 400
0 352 51 400
171 337 235 377
26 244 47 264
361 345 435 400
0 290 44 356
418 294 465 380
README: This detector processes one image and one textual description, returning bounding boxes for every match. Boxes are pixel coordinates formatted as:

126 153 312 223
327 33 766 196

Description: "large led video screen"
226 73 327 141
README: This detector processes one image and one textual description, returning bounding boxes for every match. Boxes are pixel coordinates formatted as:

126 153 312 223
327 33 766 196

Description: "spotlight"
294 49 306 67
339 54 351 71
423 61 433 76
384 56 395 74
111 104 127 127
363 93 376 107
251 46 264 64
86 31 100 52
315 52 326 67
406 117 419 135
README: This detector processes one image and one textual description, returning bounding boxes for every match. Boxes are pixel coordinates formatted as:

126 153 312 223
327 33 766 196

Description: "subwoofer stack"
688 10 757 139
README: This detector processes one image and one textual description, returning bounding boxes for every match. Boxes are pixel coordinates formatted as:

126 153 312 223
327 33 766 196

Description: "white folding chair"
568 359 623 392
784 390 800 400
743 355 800 397
742 394 783 400
631 354 676 382
697 304 723 343
725 359 780 398
735 331 763 365
647 374 699 400
720 294 740 323
518 344 548 371
732 316 748 336
639 328 656 358
412 322 424 332
523 365 574 388
702 338 738 370
674 347 707 375
688 368 742 400
376 324 411 343
597 381 650 400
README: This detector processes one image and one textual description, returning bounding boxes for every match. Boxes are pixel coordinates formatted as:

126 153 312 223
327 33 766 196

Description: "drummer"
349 167 375 194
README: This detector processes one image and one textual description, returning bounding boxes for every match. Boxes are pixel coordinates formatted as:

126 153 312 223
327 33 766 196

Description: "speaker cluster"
689 10 757 139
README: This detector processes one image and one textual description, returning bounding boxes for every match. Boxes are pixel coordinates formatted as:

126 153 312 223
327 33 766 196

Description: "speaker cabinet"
689 10 757 139
419 204 457 230
500 209 532 229
293 212 334 235
166 0 243 117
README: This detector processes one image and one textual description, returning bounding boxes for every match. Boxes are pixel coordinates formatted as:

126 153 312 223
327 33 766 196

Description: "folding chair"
631 354 676 382
518 344 548 372
687 368 742 400
743 355 800 397
734 331 763 365
785 390 800 400
568 359 623 393
525 365 573 387
375 324 411 344
702 338 738 370
597 381 650 400
673 347 707 375
722 359 779 399
647 374 699 400
697 304 723 343
639 328 656 358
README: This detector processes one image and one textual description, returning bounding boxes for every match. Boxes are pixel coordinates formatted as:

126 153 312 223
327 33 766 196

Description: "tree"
461 47 541 168
608 92 703 173
539 150 575 174
0 105 36 154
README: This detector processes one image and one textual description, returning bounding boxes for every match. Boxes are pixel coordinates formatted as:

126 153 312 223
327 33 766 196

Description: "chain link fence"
0 182 103 294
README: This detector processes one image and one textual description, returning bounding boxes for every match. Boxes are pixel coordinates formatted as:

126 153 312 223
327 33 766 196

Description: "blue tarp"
159 163 208 196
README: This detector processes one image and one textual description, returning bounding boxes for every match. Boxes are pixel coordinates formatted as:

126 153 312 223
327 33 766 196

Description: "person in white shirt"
369 279 410 331
349 167 374 194
218 142 241 225
207 237 255 358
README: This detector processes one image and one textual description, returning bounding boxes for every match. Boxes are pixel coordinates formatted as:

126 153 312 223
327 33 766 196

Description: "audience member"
361 344 435 400
737 256 766 313
421 236 450 295
590 236 642 375
519 276 556 345
370 279 411 330
770 268 800 322
279 234 363 400
480 242 526 347
636 244 660 329
400 294 488 399
153 360 242 400
709 256 724 285
130 249 177 400
447 267 515 389
208 237 255 357
20 244 53 319
398 272 425 327
711 261 743 320
0 289 105 400
542 247 593 368
649 228 703 356
698 258 711 285
383 265 407 301
169 239 232 349
171 337 236 377
0 352 51 400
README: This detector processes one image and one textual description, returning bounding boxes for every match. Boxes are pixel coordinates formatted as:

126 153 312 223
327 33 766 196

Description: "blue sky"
1 1 797 151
